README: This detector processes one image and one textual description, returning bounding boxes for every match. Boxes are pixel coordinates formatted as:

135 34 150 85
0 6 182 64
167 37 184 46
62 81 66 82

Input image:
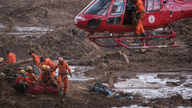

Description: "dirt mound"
0 0 91 27
38 28 97 59
171 18 192 47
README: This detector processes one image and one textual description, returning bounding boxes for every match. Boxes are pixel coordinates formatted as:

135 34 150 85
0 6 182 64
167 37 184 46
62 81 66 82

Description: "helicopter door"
143 0 161 28
160 0 170 25
102 0 125 33
169 3 182 22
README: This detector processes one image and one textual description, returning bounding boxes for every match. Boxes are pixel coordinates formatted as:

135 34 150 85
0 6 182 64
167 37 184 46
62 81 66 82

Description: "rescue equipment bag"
27 84 45 94
26 84 59 95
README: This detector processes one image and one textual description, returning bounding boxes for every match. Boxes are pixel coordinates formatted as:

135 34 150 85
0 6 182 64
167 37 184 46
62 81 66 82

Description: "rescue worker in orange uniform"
7 50 16 64
39 65 54 86
133 0 146 38
25 66 38 84
29 51 41 72
12 70 29 93
52 57 72 96
40 57 56 76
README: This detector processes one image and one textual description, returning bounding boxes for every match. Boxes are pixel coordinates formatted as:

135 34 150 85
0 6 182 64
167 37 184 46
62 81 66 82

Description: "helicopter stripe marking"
157 45 167 48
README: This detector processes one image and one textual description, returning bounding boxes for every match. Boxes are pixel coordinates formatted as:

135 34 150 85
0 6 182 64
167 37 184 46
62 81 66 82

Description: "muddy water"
53 60 95 81
52 60 192 100
114 72 192 99
0 24 53 37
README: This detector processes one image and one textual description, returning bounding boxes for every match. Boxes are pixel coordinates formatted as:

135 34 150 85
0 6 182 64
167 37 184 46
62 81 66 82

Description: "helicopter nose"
74 14 102 31
74 15 86 29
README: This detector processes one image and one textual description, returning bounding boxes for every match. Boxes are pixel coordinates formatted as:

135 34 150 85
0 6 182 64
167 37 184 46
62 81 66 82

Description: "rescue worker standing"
40 57 56 76
39 65 54 86
12 70 28 93
7 50 16 64
29 51 41 72
52 57 72 96
133 0 146 38
25 66 38 84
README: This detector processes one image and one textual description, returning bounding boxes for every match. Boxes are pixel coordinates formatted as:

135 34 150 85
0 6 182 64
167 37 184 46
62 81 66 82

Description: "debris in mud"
87 81 112 96
120 74 139 79
100 71 118 88
166 81 180 87
157 74 187 80
170 94 184 101
183 83 192 88
9 100 15 106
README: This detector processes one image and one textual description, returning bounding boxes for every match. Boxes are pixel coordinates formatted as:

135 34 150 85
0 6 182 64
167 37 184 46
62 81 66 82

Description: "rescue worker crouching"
29 51 41 72
39 65 55 86
133 0 146 38
40 57 56 79
51 57 72 96
7 50 16 64
12 70 28 94
25 66 38 84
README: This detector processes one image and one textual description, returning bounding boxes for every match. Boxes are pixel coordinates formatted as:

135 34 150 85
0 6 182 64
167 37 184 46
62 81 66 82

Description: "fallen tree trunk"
162 69 192 72
3 58 33 68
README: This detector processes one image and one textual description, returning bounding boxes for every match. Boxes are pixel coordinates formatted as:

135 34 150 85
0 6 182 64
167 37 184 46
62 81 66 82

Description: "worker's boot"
63 93 67 96
133 34 140 38
140 33 147 44
133 34 142 43
140 33 146 37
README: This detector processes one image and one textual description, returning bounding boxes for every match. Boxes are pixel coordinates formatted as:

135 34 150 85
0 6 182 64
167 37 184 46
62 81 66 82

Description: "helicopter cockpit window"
84 0 111 16
111 0 124 15
147 0 160 12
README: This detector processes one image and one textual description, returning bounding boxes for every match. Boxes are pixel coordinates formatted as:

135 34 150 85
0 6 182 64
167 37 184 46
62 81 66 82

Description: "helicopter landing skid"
87 24 179 49
114 33 179 49
88 35 148 47
113 24 179 49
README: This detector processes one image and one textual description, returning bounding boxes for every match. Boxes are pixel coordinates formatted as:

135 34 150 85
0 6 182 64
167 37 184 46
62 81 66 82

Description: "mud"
0 0 192 107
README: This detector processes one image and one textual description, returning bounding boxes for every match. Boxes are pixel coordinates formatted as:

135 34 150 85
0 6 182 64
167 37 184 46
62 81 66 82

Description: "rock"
9 100 15 105
141 49 147 53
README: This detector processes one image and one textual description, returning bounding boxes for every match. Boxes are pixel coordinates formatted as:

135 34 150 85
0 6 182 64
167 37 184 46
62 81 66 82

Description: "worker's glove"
70 74 72 77
40 82 44 86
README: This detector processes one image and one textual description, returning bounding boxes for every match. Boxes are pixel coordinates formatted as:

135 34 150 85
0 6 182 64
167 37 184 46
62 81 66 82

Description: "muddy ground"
0 0 192 107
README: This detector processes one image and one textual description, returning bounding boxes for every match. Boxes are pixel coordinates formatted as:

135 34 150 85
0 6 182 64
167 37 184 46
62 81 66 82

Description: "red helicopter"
74 0 192 49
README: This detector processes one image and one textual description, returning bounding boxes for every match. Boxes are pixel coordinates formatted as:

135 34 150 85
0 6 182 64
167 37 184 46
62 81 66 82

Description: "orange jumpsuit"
52 62 71 93
7 52 16 64
31 54 41 72
41 58 56 75
39 71 54 86
25 72 38 84
135 0 145 35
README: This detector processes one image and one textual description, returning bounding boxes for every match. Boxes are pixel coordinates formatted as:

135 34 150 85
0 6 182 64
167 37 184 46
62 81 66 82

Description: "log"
119 51 129 64
3 58 33 68
162 69 192 72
